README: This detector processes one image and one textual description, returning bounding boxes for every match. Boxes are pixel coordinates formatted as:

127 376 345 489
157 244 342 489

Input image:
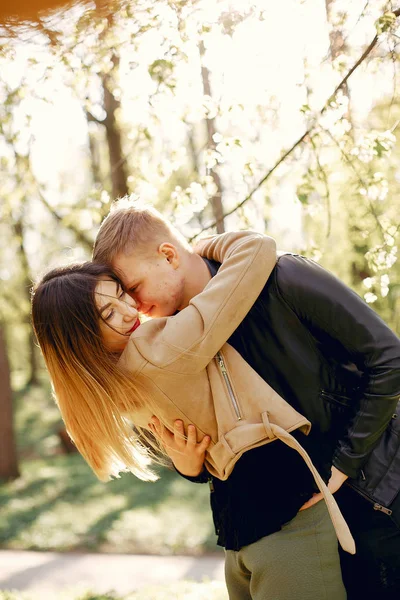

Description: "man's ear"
158 242 180 268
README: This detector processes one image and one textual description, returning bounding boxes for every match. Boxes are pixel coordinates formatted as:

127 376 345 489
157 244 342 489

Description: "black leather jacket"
226 253 400 512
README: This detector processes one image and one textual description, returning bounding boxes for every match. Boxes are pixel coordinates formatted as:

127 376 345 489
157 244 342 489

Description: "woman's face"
95 278 140 353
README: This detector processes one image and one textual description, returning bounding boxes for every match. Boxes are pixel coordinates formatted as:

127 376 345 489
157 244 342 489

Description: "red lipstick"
127 319 140 334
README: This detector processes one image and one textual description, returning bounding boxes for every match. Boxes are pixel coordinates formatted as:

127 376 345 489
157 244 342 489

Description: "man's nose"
128 297 138 309
127 290 140 309
132 298 142 312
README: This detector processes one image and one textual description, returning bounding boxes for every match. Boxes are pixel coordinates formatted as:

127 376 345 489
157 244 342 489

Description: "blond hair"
31 262 168 482
93 196 191 265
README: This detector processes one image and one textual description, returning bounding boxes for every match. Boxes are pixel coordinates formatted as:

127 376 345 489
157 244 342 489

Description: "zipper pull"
208 478 214 492
360 469 366 481
373 503 392 516
217 353 227 373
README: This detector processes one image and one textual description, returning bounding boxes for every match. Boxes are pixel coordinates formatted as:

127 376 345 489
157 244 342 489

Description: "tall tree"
96 1 129 200
13 213 39 386
0 324 20 481
102 56 129 199
199 39 225 234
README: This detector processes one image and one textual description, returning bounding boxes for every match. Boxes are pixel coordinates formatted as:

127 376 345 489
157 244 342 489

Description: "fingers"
150 416 161 434
175 421 211 451
149 417 173 446
170 420 187 450
198 434 211 453
173 419 184 437
186 424 198 445
327 466 348 493
148 418 211 453
299 493 323 512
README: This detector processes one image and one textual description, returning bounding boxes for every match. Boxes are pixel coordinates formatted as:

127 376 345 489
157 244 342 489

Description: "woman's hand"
149 417 210 477
192 238 210 255
299 465 348 511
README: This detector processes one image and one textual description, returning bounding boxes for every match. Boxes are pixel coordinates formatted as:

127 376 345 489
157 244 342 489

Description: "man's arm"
276 254 400 480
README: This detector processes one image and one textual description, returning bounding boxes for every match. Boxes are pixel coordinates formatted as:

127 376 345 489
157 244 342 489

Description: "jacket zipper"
216 351 242 420
373 503 393 515
348 481 393 516
320 390 352 406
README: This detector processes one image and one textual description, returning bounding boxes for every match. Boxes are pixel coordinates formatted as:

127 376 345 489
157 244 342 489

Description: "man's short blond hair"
93 196 191 264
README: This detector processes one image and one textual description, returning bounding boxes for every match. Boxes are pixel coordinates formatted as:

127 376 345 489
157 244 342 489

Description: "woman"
32 232 282 477
32 231 354 559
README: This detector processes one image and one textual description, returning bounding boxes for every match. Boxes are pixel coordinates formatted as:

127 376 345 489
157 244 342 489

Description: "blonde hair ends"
31 262 168 482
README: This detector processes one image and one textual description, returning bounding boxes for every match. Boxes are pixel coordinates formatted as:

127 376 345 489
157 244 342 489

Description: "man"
93 199 400 599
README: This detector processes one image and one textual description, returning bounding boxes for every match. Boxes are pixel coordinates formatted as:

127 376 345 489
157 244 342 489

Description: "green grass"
0 381 219 555
13 376 63 460
0 583 228 600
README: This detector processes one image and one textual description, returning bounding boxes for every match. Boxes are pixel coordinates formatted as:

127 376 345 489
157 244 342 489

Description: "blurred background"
0 0 399 597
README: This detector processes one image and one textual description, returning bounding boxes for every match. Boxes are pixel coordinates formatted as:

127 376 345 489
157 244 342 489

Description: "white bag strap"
262 412 356 555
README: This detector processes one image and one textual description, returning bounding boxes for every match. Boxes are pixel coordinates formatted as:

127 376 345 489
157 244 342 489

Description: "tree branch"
310 135 331 239
189 7 400 242
322 126 386 243
37 190 93 251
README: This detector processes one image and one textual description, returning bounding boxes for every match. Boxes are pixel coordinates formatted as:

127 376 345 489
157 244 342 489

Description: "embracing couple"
32 198 400 600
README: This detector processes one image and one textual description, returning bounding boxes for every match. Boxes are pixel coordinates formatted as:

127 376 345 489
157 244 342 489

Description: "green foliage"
0 379 217 555
13 379 61 459
0 2 400 500
77 594 127 600
375 11 397 35
0 582 228 600
0 452 216 553
148 59 176 90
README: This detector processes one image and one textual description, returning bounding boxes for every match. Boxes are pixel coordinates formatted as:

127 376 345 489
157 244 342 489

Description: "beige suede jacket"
119 231 355 554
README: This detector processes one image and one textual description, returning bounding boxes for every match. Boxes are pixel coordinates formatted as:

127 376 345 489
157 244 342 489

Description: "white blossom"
364 292 378 304
380 274 390 298
362 277 374 289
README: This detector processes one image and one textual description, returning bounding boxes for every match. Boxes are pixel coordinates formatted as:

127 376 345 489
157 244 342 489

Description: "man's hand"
149 417 210 477
299 465 348 511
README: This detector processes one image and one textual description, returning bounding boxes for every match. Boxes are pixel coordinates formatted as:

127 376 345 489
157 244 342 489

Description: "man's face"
113 244 186 318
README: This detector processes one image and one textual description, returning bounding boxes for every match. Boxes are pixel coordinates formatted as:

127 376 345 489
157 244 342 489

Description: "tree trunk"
13 216 39 386
0 325 20 481
28 328 39 386
86 117 103 188
94 1 129 200
102 55 129 200
199 40 225 233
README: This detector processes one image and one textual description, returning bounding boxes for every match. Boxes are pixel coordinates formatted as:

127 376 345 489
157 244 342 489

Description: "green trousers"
224 500 346 600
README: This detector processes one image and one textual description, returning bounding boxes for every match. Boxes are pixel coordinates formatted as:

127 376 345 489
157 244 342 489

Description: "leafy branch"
37 190 93 251
309 135 331 238
322 126 386 243
189 7 400 241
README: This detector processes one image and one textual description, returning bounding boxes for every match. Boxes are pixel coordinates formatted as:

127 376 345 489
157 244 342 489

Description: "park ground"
0 381 226 599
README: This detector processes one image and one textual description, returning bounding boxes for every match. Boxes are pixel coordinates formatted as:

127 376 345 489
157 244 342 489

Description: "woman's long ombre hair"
32 262 162 482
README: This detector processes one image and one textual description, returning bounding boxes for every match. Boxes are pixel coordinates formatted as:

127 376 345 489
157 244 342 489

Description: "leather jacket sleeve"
276 254 400 479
